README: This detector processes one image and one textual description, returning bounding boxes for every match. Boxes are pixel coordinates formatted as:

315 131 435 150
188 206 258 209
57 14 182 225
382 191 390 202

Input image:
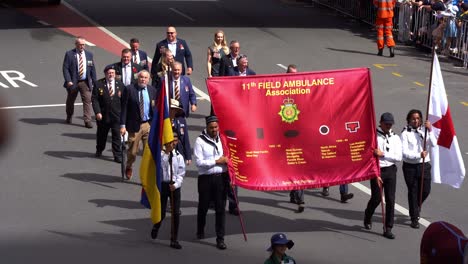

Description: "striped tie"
139 89 145 120
78 52 84 79
133 54 138 64
108 82 114 97
174 80 180 100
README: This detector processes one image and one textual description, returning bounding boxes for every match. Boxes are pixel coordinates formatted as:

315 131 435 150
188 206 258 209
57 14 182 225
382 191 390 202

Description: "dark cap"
103 64 116 74
380 112 395 124
266 233 294 251
205 115 218 125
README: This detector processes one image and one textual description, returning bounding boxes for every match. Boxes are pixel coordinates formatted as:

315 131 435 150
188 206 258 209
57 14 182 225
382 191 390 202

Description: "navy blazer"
132 50 149 71
219 54 237 77
151 38 193 76
228 67 256 76
112 62 143 85
91 78 125 124
158 75 196 118
120 83 157 133
62 49 97 90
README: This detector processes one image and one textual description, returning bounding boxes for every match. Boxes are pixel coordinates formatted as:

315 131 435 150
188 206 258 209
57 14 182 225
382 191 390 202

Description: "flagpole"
230 182 248 241
169 151 176 242
419 45 436 211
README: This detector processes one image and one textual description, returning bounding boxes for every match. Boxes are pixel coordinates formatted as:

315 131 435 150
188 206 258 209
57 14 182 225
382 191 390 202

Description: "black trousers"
96 120 121 157
153 182 181 241
403 162 431 220
197 172 229 241
365 164 397 228
227 182 238 211
289 190 304 204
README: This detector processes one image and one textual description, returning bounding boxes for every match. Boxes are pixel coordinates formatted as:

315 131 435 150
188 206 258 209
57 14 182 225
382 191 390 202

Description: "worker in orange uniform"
374 0 396 57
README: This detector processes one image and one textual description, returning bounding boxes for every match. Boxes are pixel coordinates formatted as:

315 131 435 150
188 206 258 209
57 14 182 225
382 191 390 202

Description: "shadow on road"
44 150 93 159
60 172 141 188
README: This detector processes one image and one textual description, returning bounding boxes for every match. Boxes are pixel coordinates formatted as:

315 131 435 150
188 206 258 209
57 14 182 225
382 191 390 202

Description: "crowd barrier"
312 0 468 68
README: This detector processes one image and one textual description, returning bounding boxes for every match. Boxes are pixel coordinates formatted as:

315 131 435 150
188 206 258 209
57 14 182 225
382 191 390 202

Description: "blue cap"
205 115 218 125
266 233 294 251
380 112 394 124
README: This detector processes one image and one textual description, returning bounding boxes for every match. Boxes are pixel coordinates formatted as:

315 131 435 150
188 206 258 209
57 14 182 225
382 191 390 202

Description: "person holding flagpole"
401 109 436 229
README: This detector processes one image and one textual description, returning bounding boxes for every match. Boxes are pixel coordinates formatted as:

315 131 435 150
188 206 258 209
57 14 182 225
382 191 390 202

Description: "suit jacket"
218 54 237 77
173 116 191 161
228 67 256 76
91 78 124 125
62 49 97 90
151 38 193 76
112 62 142 85
158 75 196 118
132 50 149 71
120 83 157 133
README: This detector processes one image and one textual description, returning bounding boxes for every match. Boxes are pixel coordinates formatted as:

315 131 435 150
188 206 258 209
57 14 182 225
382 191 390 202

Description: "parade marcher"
113 48 142 87
374 0 396 57
207 30 230 78
130 38 149 71
321 185 354 203
152 48 174 87
228 54 256 76
62 36 96 128
364 112 402 239
264 233 297 264
150 132 185 250
91 65 125 163
120 70 157 180
219 40 241 76
194 116 229 250
401 109 436 229
151 26 193 76
420 221 468 264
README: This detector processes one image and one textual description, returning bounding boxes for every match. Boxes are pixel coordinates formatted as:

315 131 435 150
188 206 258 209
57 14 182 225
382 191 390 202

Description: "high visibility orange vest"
374 0 396 19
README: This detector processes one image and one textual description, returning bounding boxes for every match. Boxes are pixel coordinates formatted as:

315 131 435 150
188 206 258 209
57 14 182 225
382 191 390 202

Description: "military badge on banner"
278 97 300 124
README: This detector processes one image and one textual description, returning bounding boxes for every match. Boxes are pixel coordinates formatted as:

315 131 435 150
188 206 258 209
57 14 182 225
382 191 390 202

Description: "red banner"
207 68 379 191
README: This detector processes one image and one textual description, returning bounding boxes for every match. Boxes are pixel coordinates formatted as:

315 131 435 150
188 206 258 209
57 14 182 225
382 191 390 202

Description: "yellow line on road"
373 63 398 69
392 72 403 77
461 102 468 106
413 81 425 87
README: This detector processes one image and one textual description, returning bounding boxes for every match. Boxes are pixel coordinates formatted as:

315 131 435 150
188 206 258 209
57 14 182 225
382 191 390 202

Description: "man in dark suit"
62 36 97 128
219 40 240 77
120 70 157 180
151 26 193 76
228 55 256 76
91 65 125 163
113 48 142 87
130 38 149 71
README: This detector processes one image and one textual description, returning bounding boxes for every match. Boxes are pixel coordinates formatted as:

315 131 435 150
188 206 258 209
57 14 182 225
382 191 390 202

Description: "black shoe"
196 233 204 240
410 219 420 229
383 229 395 239
65 116 72 124
377 49 383 56
85 122 93 129
95 151 102 158
340 193 354 203
229 208 239 216
216 240 227 250
150 225 158 239
389 47 395 57
297 205 304 213
114 156 122 163
364 219 372 230
170 241 182 249
321 187 329 197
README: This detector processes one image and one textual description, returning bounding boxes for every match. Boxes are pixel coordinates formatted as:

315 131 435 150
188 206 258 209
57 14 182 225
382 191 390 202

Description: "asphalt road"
0 0 467 263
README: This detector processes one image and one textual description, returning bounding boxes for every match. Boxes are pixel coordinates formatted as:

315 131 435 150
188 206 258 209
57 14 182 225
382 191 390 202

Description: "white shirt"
161 150 185 189
132 51 140 64
168 41 177 58
123 64 131 86
401 125 437 164
376 128 402 168
193 130 227 175
230 54 237 67
76 51 87 80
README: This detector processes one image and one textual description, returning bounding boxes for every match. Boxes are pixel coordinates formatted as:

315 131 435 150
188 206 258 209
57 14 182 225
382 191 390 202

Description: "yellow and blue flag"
139 82 173 224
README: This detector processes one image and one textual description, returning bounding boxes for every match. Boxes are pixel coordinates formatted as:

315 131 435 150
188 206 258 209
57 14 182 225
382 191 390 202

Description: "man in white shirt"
364 112 402 239
400 109 436 229
150 133 185 250
113 48 142 86
193 116 229 250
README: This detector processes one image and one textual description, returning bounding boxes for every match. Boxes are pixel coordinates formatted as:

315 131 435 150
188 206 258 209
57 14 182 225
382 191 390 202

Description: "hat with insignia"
266 233 294 251
103 64 116 74
205 115 218 125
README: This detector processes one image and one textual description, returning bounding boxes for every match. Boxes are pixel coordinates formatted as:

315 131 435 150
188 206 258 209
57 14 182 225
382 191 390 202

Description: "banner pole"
378 179 386 233
230 183 248 241
419 46 436 211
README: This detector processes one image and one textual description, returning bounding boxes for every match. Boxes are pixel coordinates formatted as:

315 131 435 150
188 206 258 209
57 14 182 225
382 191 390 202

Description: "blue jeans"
339 184 348 194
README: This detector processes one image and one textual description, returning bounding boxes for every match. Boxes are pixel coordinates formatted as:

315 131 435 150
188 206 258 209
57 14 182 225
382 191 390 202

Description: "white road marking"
84 41 96 47
169 7 196 22
37 20 51 26
277 64 288 70
0 103 82 110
